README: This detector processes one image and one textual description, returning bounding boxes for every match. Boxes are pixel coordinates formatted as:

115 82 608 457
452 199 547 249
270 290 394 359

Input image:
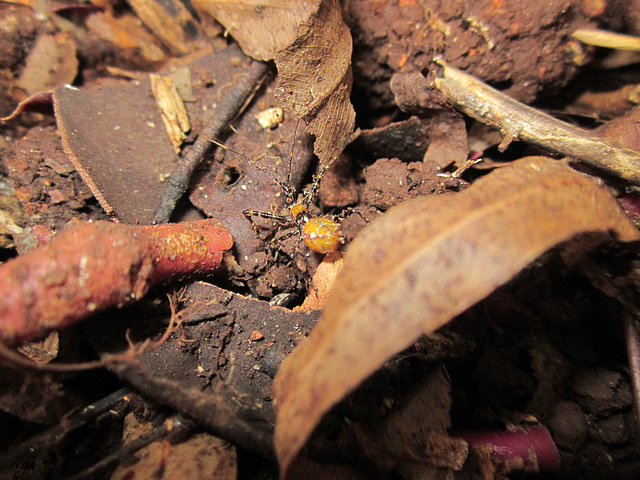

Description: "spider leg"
335 207 370 224
272 228 302 243
242 209 291 233
208 138 297 201
303 164 327 208
261 228 296 257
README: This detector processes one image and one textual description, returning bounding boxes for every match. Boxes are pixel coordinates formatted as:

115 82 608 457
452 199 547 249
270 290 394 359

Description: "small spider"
208 125 366 255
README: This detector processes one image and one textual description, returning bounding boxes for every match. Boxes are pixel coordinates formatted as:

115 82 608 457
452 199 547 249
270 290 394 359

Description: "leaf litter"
273 156 640 475
3 1 640 478
201 0 356 167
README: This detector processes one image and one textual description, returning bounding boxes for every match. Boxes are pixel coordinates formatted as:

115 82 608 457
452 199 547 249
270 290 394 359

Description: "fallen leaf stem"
0 219 233 345
430 58 640 184
153 59 270 224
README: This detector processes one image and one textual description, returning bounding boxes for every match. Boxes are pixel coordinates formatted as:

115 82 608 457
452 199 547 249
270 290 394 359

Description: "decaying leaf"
17 33 78 95
273 157 640 475
196 0 356 167
54 80 180 224
86 11 166 64
150 74 191 153
126 0 206 54
192 0 317 61
597 105 640 153
274 0 356 167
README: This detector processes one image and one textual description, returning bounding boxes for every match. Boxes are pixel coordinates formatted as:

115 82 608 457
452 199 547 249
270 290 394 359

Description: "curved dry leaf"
193 0 356 167
127 0 206 55
192 0 318 61
273 156 640 475
274 0 356 166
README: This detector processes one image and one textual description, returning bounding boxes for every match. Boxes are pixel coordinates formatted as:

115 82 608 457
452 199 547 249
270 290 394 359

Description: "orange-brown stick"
0 219 233 345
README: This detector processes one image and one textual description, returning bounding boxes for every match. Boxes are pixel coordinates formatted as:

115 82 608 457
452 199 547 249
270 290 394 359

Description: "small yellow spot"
256 107 284 130
290 202 306 217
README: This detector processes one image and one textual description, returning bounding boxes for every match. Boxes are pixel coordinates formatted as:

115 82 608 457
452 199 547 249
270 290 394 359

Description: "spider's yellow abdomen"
301 217 342 254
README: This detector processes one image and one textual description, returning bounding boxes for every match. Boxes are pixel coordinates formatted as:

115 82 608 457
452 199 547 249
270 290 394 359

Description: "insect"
207 123 365 256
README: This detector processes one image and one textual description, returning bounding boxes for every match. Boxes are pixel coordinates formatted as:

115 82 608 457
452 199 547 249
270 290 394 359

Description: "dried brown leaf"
127 0 206 55
273 157 640 475
54 81 179 224
274 0 355 166
195 0 356 167
597 105 640 153
18 33 78 95
192 0 317 61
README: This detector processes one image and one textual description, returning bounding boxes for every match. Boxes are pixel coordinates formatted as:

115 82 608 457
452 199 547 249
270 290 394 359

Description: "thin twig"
0 387 130 469
430 57 640 184
65 415 197 480
106 358 275 458
153 59 270 224
623 313 640 440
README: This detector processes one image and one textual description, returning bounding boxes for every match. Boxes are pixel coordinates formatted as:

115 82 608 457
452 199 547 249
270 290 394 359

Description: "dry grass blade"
273 157 640 476
572 29 640 51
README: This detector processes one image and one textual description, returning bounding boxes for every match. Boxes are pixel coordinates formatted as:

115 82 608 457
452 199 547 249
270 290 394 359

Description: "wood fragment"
430 57 640 184
150 74 191 153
